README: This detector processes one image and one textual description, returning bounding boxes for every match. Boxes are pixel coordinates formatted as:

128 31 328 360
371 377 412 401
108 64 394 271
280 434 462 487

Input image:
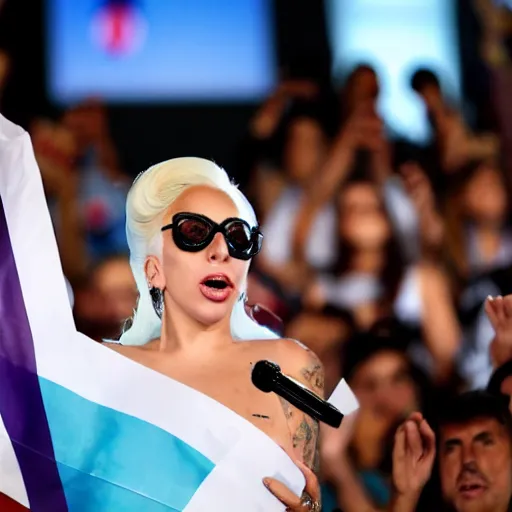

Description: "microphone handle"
273 377 343 428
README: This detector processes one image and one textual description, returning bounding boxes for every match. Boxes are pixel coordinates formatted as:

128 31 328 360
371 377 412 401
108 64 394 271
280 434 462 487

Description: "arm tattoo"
301 362 325 396
277 347 325 474
252 414 270 419
279 397 293 420
302 359 323 474
293 416 319 470
312 433 321 476
279 400 320 472
293 417 313 449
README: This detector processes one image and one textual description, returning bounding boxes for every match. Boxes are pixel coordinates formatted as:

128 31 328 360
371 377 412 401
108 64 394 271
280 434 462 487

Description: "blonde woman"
109 157 323 511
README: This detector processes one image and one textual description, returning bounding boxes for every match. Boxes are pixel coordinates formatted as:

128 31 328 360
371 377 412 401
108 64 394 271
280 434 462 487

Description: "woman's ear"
144 256 165 290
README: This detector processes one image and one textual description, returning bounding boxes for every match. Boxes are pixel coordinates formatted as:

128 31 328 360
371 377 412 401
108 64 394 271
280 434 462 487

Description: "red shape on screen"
91 1 146 56
85 199 109 231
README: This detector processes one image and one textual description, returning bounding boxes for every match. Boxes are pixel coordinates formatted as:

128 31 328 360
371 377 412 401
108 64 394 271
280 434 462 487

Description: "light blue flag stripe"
39 377 215 511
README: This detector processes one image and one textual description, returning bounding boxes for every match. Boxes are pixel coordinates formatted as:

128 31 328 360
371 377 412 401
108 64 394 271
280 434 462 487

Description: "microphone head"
251 360 281 393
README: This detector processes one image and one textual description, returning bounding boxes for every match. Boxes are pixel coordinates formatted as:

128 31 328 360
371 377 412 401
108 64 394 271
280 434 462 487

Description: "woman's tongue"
200 278 232 302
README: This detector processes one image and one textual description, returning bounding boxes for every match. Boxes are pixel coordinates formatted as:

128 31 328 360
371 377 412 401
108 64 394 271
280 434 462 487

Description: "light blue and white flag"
0 115 308 511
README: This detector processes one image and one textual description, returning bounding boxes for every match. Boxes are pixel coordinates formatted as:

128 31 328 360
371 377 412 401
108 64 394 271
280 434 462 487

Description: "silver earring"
150 287 164 319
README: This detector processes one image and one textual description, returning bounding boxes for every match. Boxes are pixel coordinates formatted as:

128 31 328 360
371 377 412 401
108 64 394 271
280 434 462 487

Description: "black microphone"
251 360 343 428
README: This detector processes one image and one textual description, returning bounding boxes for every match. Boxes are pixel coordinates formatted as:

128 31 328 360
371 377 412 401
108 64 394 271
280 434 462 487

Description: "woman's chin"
193 305 233 328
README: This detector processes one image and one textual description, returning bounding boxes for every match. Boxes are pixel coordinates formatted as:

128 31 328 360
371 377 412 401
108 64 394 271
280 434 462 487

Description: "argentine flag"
0 115 306 511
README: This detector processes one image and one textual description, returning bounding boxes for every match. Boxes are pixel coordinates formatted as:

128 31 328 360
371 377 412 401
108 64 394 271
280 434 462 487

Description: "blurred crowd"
241 63 512 511
4 2 512 511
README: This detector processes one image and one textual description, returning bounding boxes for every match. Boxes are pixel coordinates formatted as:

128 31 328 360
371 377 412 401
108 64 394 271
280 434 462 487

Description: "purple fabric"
0 198 68 510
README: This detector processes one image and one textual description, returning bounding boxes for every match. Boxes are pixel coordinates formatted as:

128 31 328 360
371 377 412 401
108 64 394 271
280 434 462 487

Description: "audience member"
411 68 499 174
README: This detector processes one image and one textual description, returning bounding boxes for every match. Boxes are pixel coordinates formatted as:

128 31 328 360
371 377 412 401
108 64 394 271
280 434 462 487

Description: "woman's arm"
277 339 325 473
53 177 88 283
418 263 461 381
400 163 445 262
32 121 88 282
290 127 357 266
321 407 390 512
331 458 380 512
249 80 318 140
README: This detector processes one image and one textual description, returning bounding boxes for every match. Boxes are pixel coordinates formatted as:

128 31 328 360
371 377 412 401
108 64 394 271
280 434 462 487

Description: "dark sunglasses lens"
253 232 263 254
225 221 252 250
176 217 211 245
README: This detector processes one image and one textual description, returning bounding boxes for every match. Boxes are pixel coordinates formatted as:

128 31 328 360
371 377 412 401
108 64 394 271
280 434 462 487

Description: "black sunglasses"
161 212 263 261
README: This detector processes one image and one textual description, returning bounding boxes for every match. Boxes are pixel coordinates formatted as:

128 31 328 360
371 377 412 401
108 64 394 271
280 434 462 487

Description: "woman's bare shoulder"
245 336 319 359
244 338 324 398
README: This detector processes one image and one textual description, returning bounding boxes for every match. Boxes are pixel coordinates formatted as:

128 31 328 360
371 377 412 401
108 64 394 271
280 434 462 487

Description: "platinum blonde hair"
118 157 278 346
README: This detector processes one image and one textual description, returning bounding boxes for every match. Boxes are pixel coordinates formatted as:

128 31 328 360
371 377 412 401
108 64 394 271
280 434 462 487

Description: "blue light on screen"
47 0 276 104
326 0 461 144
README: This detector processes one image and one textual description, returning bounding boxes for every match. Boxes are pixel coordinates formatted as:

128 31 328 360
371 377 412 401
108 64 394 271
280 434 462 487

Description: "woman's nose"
206 232 229 262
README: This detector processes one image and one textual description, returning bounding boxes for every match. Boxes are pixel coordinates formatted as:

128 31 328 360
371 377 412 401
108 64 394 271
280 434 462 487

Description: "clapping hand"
392 412 436 500
486 295 512 368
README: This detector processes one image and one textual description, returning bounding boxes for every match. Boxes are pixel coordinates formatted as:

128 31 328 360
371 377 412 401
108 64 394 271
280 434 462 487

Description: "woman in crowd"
303 176 460 381
444 159 511 279
321 323 433 511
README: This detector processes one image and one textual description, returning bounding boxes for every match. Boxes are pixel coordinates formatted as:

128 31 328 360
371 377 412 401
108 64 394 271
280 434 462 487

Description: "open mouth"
199 274 234 302
201 275 233 290
459 483 486 498
460 484 482 491
204 279 228 289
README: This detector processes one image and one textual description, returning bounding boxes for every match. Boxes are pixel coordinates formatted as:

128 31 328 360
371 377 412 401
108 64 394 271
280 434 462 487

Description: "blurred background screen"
46 0 277 104
326 0 461 143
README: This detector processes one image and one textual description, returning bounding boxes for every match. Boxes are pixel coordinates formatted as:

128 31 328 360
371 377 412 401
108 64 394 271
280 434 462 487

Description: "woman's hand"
250 80 318 139
392 412 435 501
486 295 512 367
278 80 319 99
31 119 78 197
264 460 321 511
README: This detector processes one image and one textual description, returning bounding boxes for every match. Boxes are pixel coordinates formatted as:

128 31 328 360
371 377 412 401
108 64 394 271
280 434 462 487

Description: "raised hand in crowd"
291 102 383 264
31 119 87 282
411 68 500 173
441 115 500 173
62 99 127 184
486 295 512 368
401 162 444 257
390 412 436 512
368 128 394 185
315 102 384 199
320 410 436 512
249 79 319 140
31 119 78 195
